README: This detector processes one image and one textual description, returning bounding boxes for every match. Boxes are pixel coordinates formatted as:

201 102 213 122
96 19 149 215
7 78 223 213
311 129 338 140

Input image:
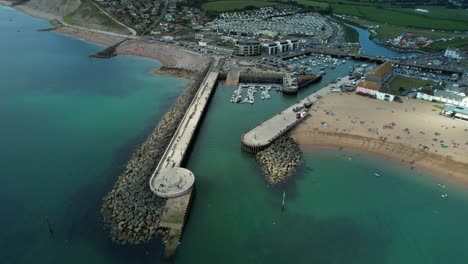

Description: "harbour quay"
149 65 219 258
241 76 352 153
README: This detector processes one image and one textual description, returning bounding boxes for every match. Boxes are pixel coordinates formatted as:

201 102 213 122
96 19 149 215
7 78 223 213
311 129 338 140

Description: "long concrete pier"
149 69 219 198
149 60 219 258
241 76 352 153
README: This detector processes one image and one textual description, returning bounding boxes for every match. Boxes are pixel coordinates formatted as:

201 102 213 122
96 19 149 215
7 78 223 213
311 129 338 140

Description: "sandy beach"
1 2 205 70
292 93 468 183
54 27 205 70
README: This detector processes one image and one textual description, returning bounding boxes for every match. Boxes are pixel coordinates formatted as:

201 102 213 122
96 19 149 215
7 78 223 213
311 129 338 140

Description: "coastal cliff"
20 0 81 18
101 60 212 245
9 0 131 34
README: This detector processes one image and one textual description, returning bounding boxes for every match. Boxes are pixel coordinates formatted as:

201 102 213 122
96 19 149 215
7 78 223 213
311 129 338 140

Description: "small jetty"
89 39 127 58
283 73 322 94
241 76 352 153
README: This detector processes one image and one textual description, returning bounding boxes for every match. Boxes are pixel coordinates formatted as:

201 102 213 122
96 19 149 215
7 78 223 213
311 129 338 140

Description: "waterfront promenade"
241 76 351 153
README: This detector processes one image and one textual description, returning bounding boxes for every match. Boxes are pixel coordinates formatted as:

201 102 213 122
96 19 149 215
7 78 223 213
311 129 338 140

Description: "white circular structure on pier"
150 168 195 198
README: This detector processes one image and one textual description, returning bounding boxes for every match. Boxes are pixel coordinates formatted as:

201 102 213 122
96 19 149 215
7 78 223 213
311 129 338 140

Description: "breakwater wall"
299 74 322 89
90 39 127 59
239 72 283 84
256 136 303 184
241 114 308 153
216 71 282 85
101 59 213 245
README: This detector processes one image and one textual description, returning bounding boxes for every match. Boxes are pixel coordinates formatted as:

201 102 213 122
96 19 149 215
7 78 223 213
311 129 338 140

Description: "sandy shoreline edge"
292 92 468 186
1 2 204 70
294 130 468 185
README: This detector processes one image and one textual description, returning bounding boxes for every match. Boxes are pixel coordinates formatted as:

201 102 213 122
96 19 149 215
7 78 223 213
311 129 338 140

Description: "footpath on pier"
149 60 219 258
242 75 352 153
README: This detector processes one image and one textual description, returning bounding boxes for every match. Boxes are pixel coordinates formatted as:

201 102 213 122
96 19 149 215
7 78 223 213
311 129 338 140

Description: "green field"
202 0 278 11
63 0 129 34
390 76 436 94
343 24 359 43
429 37 468 50
344 17 466 43
332 5 468 31
287 0 329 9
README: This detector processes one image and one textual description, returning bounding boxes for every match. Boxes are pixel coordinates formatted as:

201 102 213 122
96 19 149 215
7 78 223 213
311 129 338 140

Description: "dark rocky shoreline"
256 136 303 185
154 66 196 79
101 59 212 245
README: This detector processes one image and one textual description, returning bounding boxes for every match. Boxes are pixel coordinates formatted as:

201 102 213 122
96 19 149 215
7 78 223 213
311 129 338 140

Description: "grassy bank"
63 0 129 34
342 16 466 48
201 0 278 11
332 5 467 31
429 38 468 50
390 75 436 94
342 24 359 43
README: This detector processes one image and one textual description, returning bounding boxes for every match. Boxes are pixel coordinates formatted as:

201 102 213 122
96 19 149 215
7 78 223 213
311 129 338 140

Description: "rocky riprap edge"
101 59 213 245
256 136 303 185
154 66 197 79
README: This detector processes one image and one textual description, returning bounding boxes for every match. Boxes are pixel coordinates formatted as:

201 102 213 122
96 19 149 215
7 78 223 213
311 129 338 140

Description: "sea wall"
90 39 127 58
239 72 283 84
256 136 303 184
101 59 213 245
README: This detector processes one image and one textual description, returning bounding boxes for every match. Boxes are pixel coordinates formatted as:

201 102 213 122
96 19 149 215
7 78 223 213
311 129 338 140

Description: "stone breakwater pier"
241 76 352 153
100 59 214 255
149 61 219 258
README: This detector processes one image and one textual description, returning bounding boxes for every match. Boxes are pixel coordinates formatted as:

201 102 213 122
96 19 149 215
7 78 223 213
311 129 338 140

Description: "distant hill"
14 0 131 34
22 0 82 17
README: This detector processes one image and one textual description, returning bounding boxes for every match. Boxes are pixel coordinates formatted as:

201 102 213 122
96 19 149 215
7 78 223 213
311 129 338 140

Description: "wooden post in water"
45 216 54 237
281 191 286 213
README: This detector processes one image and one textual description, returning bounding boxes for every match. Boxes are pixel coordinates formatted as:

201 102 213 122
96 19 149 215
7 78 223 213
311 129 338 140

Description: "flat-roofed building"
262 39 299 55
234 40 261 56
262 41 279 55
275 40 290 53
288 39 299 51
441 104 468 121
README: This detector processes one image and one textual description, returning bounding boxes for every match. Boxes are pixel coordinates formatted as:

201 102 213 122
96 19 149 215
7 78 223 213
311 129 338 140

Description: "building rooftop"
357 81 380 90
237 39 260 45
434 90 465 101
372 62 393 78
443 104 468 116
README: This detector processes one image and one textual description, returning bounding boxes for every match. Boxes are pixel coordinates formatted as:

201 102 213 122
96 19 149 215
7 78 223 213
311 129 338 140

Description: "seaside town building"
234 40 261 56
261 39 299 55
444 48 463 60
356 81 395 101
417 90 468 107
365 61 394 84
441 105 468 121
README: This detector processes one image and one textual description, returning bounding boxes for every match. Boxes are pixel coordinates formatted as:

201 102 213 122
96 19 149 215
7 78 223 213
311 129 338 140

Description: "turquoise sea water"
0 6 187 263
2 6 468 264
